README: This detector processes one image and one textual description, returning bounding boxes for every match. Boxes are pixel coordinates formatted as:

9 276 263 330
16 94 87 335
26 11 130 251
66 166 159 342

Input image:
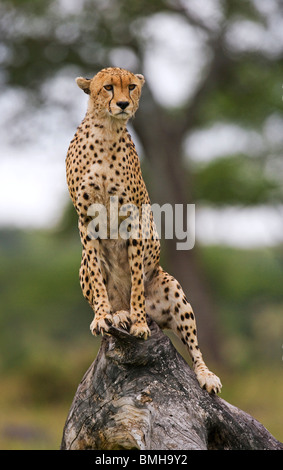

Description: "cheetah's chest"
88 161 128 206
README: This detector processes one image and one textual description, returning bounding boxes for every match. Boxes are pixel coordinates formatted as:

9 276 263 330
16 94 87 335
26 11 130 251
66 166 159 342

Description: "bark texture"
61 320 283 451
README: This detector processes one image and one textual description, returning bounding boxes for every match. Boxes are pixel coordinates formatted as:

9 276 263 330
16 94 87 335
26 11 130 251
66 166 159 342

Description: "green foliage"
0 229 96 371
202 244 283 306
222 0 263 22
192 155 281 206
1 0 52 14
197 57 283 127
201 244 283 366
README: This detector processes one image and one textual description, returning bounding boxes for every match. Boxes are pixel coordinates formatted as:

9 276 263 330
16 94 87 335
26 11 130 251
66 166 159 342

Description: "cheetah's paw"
112 310 131 330
90 314 113 336
130 322 151 340
195 368 222 394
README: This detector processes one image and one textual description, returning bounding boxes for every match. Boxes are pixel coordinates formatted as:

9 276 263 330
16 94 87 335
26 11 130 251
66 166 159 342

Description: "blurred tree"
1 0 282 359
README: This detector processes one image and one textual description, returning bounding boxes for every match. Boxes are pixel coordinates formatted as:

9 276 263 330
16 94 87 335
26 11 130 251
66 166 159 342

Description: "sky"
0 0 282 248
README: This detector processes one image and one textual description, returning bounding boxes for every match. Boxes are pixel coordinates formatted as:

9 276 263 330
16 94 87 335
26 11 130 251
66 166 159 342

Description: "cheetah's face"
76 67 145 121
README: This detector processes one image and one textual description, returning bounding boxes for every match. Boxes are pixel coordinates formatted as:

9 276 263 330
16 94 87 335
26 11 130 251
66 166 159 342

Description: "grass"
221 366 283 443
0 342 101 450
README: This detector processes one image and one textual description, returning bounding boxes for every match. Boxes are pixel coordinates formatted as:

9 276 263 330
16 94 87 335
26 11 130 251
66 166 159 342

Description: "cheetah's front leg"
79 221 113 335
127 238 150 339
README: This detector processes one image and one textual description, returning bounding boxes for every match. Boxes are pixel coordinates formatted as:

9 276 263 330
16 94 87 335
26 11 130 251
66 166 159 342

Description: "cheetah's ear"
135 74 145 86
76 77 91 95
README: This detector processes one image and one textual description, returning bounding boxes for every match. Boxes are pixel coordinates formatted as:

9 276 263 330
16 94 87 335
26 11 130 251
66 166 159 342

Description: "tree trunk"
132 100 221 361
61 320 282 451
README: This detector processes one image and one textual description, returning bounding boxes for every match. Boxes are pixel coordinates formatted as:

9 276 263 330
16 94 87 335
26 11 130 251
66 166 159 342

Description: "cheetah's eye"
104 84 113 91
129 84 137 91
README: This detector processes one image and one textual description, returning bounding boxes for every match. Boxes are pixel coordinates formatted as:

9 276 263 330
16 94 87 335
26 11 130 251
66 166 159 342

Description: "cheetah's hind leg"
146 267 222 394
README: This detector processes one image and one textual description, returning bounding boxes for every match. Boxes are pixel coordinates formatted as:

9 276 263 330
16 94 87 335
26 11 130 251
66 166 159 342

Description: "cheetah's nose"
117 101 129 110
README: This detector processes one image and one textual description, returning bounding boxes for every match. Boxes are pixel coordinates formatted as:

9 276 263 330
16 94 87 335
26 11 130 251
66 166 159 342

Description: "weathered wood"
61 320 283 450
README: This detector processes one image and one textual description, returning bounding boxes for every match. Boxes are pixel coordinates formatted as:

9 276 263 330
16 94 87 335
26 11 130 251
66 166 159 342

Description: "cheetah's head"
76 67 145 122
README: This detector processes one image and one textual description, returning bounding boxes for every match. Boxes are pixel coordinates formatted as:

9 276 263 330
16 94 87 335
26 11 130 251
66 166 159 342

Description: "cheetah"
66 67 222 394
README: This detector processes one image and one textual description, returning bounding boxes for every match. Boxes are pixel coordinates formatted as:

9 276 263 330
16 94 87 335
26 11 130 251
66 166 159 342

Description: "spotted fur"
66 67 222 393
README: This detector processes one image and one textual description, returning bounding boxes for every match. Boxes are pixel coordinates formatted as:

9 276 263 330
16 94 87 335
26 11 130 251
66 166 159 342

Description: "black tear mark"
108 88 114 114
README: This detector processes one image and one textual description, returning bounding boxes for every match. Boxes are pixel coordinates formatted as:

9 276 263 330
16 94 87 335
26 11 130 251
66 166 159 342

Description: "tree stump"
61 320 283 450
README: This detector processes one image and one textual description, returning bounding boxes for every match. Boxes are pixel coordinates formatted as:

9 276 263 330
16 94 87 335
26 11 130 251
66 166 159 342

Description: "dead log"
61 319 283 450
